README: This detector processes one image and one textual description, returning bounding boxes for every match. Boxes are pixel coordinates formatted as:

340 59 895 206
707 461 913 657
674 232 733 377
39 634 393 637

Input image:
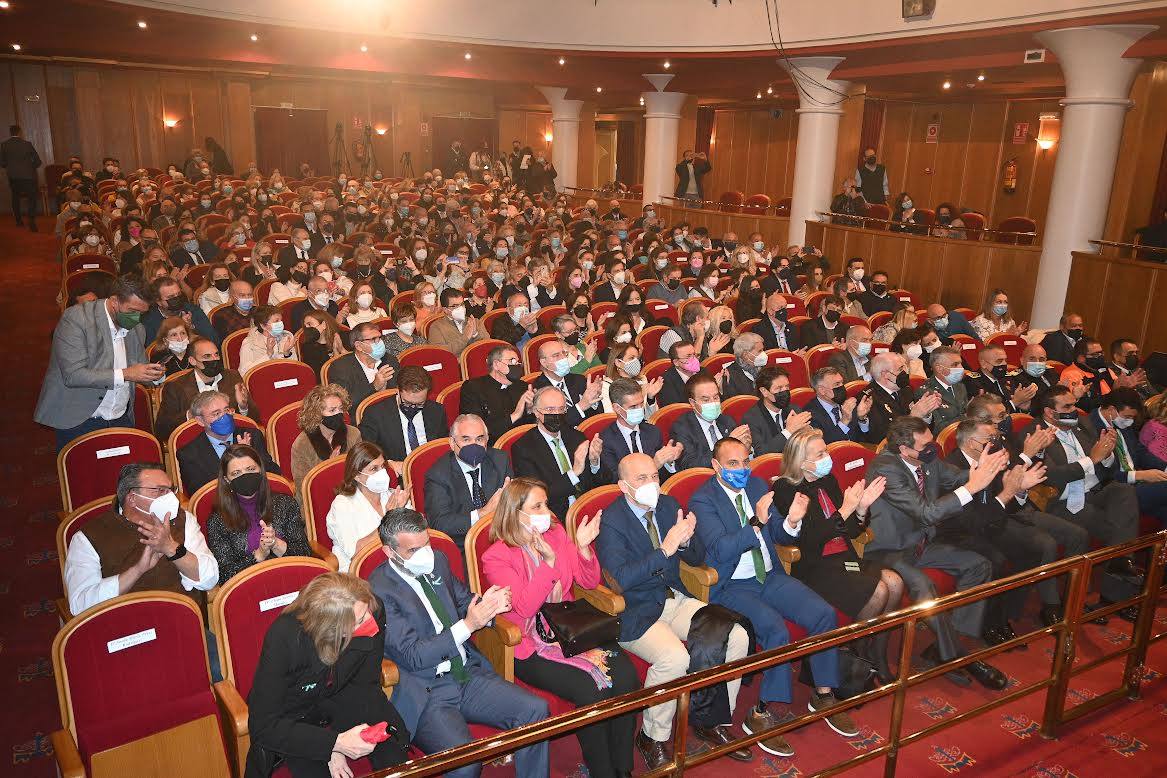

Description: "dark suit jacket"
176 428 280 496
154 369 258 442
939 447 1015 539
720 362 758 399
742 402 793 455
277 243 316 269
511 426 595 520
965 371 1022 413
423 450 511 547
531 372 601 427
592 282 624 304
866 381 914 445
866 448 971 553
289 299 339 333
595 493 707 641
0 135 41 180
828 350 868 383
751 315 801 351
800 317 849 347
369 551 495 677
674 159 712 200
858 290 897 317
934 311 981 343
806 396 871 444
656 367 691 408
690 475 792 598
489 314 537 346
671 411 736 470
598 421 664 484
358 396 447 463
168 241 220 268
915 374 968 434
1014 370 1057 395
459 375 532 442
326 352 400 411
1040 331 1079 366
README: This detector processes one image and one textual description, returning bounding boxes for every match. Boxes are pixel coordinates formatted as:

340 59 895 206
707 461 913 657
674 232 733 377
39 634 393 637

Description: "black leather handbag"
536 599 621 657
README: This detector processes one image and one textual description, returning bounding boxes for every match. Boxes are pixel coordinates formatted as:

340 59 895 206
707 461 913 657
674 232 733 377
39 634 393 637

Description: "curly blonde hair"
298 383 352 432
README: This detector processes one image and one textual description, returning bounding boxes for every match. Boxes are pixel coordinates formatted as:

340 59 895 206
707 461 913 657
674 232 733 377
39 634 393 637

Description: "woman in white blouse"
600 343 663 415
196 263 233 313
971 287 1029 341
342 281 387 327
324 442 408 572
237 305 298 375
268 259 310 305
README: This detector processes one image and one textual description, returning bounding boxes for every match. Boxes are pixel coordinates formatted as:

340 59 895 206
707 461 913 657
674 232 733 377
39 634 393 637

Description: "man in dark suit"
1015 343 1058 394
489 292 540 348
327 322 399 411
866 352 943 445
915 346 969 433
800 295 849 347
657 340 701 408
743 366 812 455
674 150 711 202
751 280 801 351
278 227 316 268
510 386 601 520
1 124 42 231
864 416 1008 689
1039 313 1084 366
1093 389 1167 527
720 333 768 399
691 438 858 744
858 270 897 317
176 390 280 495
806 366 874 444
827 325 874 383
770 256 803 298
966 344 1037 413
168 227 220 268
671 372 752 470
358 365 445 470
142 276 220 346
1108 338 1162 401
423 414 511 548
925 304 981 344
370 508 549 778
288 276 340 332
154 337 257 442
591 261 629 304
598 378 683 484
530 339 603 426
459 344 533 442
1020 386 1140 573
597 452 755 766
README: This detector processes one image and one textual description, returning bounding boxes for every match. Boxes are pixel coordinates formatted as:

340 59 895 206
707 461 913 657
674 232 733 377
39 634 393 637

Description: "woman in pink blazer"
481 477 639 778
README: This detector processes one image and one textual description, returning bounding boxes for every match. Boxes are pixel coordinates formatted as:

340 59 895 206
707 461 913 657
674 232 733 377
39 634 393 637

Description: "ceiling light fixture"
11 43 20 51
663 60 671 69
464 51 472 60
360 43 368 52
596 86 602 93
250 33 258 42
942 80 951 89
557 56 565 66
137 20 147 29
977 73 986 81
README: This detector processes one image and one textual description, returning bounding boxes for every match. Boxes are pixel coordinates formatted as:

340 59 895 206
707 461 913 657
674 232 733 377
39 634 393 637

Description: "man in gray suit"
35 276 165 450
1 124 42 231
915 346 969 434
865 416 1009 690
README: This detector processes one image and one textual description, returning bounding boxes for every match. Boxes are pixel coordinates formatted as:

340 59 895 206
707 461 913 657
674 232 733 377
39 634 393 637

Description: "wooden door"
253 107 329 178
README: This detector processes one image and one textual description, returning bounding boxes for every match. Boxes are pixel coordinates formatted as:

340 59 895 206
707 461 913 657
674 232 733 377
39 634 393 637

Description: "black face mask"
163 294 187 313
230 471 263 498
400 401 424 419
563 332 581 346
573 304 589 318
1084 355 1106 371
1124 354 1139 371
291 271 309 285
895 371 911 390
200 358 224 378
540 412 565 434
719 320 733 334
990 364 1009 382
825 310 842 324
321 412 346 432
625 302 642 313
666 278 681 290
1066 328 1083 341
937 213 952 225
846 290 861 302
773 307 788 323
213 278 231 292
771 389 791 410
865 155 877 165
776 267 791 280
871 283 887 295
831 386 847 406
915 442 939 464
1056 410 1080 424
506 363 524 384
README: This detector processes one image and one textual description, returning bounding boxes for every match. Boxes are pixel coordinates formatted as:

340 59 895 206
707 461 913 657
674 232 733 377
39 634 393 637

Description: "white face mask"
752 351 768 368
356 293 374 309
851 269 865 280
522 510 552 534
313 293 330 308
511 306 529 322
630 481 659 508
138 490 180 523
612 271 627 285
1113 416 1134 430
904 343 923 361
415 249 428 261
395 544 435 577
362 467 392 494
421 292 437 307
167 338 189 354
451 305 467 323
397 321 416 335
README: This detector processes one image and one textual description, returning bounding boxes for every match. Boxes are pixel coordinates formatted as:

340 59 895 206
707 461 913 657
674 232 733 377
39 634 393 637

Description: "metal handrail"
1089 238 1167 260
813 210 1040 242
371 531 1167 778
660 194 791 217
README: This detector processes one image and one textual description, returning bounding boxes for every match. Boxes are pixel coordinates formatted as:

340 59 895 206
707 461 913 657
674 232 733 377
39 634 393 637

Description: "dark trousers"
281 686 409 778
1135 481 1167 527
1048 482 1140 546
410 668 549 778
515 647 639 778
713 573 839 703
866 543 991 661
8 178 37 224
54 407 133 452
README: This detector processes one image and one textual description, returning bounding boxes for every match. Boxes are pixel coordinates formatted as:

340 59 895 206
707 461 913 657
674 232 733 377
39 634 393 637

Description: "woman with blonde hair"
246 572 410 776
1140 391 1167 463
291 383 362 486
704 304 737 357
773 427 900 680
147 316 198 376
342 281 387 328
325 441 408 572
481 477 639 778
411 280 442 329
873 302 918 344
195 262 234 313
223 219 253 252
243 239 279 287
972 287 1028 341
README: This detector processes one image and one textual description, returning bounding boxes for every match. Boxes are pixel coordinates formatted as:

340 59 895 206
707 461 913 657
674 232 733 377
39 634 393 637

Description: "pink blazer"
481 522 602 659
1140 419 1167 464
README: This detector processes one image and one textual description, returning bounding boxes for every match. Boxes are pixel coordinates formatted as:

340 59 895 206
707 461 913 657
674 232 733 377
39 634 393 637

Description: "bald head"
618 452 657 483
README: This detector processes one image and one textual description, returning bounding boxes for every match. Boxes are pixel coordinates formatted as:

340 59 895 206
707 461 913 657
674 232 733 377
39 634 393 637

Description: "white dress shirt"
398 407 429 454
899 457 973 506
391 563 471 675
64 509 219 616
1053 428 1102 499
716 481 782 580
326 490 388 572
93 302 131 420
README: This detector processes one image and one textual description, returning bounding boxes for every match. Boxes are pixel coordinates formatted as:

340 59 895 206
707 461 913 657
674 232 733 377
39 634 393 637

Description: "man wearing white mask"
488 291 540 348
428 288 483 356
721 333 770 398
289 275 339 331
592 259 628 304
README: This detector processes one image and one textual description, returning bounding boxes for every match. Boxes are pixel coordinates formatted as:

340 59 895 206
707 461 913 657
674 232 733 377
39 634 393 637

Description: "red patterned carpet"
5 218 1167 777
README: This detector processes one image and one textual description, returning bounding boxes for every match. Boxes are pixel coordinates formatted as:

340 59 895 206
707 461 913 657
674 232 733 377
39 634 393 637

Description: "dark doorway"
254 107 330 178
431 116 498 174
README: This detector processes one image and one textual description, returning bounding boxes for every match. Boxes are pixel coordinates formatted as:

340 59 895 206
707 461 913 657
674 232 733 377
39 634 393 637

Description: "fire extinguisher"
1002 157 1018 194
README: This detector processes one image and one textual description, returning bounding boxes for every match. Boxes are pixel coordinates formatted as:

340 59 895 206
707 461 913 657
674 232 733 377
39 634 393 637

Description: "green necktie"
1114 428 1134 473
417 574 469 683
735 493 767 583
644 509 661 548
551 436 571 473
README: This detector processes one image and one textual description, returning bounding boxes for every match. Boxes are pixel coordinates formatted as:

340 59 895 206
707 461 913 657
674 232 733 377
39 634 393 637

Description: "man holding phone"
36 276 166 450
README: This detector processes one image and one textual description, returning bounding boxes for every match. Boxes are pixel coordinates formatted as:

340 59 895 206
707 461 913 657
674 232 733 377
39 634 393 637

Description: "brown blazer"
290 425 362 487
426 314 484 356
154 369 259 442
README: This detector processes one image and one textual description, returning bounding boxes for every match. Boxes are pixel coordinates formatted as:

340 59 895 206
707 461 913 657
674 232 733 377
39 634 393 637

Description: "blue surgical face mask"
812 454 833 478
552 356 572 377
623 405 645 426
719 465 751 490
933 316 949 331
369 339 387 362
946 366 965 384
331 256 344 268
1025 361 1048 377
699 401 722 422
208 412 235 437
182 239 199 253
856 342 872 357
237 298 254 312
269 321 285 336
992 304 1009 316
618 230 628 240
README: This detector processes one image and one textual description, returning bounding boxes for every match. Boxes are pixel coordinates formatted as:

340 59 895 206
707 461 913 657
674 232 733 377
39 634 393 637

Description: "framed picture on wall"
902 0 935 19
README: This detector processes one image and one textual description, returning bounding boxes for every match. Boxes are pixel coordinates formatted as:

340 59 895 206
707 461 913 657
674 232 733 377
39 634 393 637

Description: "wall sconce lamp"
544 132 553 143
375 127 387 136
163 118 179 128
1035 112 1060 152
1035 137 1055 151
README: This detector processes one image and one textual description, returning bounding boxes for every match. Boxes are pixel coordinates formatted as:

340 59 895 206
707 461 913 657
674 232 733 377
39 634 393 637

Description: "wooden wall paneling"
818 222 848 264
96 71 137 170
130 71 164 173
1141 269 1167 356
833 86 866 190
746 109 770 197
675 95 698 166
866 232 912 296
576 102 596 189
159 74 193 169
224 80 255 176
368 88 394 176
726 110 752 199
390 84 424 174
928 103 974 208
1094 260 1158 352
11 63 54 174
901 103 940 205
705 110 731 198
1064 251 1112 327
879 103 914 198
986 246 1041 322
1104 63 1167 242
936 241 992 311
959 101 1008 218
45 66 79 165
994 100 1053 227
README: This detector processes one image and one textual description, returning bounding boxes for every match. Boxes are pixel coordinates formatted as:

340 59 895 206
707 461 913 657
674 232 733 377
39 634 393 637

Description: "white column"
782 57 850 246
1030 24 1157 329
640 74 687 206
537 86 584 193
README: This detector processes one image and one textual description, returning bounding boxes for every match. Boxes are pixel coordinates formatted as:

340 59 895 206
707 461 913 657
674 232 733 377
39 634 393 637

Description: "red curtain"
253 107 330 178
858 100 886 167
695 106 715 156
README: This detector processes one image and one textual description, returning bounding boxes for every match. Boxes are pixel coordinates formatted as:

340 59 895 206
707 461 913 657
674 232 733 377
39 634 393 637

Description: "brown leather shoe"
636 731 668 770
808 691 859 737
692 725 753 762
741 707 794 757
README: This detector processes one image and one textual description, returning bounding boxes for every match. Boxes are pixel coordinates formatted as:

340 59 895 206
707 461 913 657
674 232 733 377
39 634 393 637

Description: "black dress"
772 474 880 618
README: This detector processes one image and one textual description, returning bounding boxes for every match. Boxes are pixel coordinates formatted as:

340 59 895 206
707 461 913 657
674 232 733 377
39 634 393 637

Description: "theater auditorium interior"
6 0 1167 776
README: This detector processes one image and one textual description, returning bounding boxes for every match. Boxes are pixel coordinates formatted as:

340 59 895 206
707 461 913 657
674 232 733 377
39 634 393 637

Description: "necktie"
469 468 486 510
630 429 640 453
706 423 719 450
558 383 574 408
644 509 661 548
551 437 570 473
734 493 766 583
407 417 419 451
1058 431 1087 513
914 465 925 499
831 406 842 425
193 251 203 264
1114 428 1134 473
416 575 469 683
774 411 784 432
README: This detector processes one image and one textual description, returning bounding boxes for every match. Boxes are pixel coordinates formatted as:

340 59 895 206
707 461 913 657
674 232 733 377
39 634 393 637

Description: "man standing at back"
1 124 42 231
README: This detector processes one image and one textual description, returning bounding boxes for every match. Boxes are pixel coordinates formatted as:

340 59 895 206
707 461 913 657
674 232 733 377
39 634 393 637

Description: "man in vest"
855 146 889 206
